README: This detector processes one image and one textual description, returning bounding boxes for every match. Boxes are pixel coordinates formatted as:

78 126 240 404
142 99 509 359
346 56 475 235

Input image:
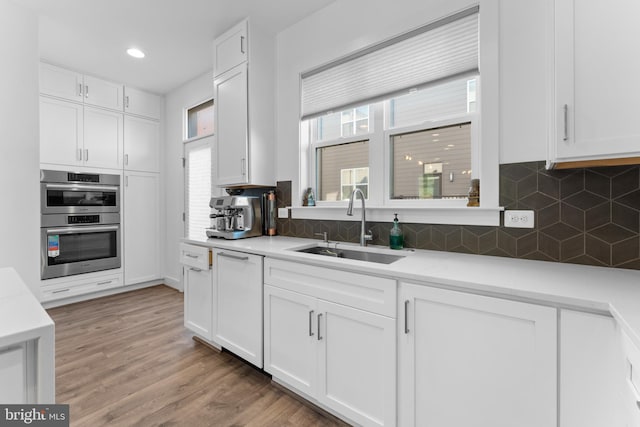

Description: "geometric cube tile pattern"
276 161 640 271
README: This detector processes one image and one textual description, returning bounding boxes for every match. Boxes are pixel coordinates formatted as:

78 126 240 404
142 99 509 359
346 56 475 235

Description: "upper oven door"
41 182 120 214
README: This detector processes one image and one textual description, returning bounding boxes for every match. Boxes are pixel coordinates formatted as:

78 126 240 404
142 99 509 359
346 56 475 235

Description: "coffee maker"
206 196 262 239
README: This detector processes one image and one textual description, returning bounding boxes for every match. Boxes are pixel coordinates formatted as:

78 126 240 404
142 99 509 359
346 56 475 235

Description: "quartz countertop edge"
0 268 55 348
183 235 640 349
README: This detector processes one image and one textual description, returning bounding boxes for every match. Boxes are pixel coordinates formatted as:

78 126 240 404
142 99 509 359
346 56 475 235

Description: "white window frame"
294 1 501 226
340 167 370 201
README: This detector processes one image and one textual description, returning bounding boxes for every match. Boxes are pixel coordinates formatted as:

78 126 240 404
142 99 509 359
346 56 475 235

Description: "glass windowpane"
187 99 214 139
391 123 471 200
317 141 369 201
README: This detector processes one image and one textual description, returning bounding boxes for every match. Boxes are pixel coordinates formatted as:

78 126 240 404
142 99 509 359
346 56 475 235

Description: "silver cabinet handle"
218 252 249 261
317 313 323 340
125 176 129 187
189 267 203 272
52 288 70 294
85 85 89 98
97 280 112 286
185 254 199 259
77 148 82 161
309 310 315 337
240 35 245 54
404 300 410 334
563 104 568 141
125 95 129 108
84 149 89 162
240 158 246 175
125 154 129 166
78 83 83 97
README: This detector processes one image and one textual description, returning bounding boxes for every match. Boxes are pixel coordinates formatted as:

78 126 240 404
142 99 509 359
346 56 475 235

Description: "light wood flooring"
47 285 347 427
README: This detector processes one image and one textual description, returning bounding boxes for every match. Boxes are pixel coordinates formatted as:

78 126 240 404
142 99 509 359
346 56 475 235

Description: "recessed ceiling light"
127 48 145 58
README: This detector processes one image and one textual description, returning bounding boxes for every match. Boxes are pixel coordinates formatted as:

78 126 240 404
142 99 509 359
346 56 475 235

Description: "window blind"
300 6 479 120
185 139 212 238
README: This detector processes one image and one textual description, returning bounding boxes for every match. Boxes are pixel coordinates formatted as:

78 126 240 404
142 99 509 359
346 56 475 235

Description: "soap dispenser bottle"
389 213 404 249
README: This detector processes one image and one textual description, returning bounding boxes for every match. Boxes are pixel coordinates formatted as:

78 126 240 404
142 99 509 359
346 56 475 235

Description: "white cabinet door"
554 0 640 163
184 263 214 341
560 310 624 427
0 345 26 404
124 86 162 120
124 115 160 172
40 97 83 166
83 75 123 111
214 20 247 77
123 172 160 285
83 106 123 169
39 62 83 102
398 283 557 427
264 285 317 396
214 64 248 186
214 249 263 368
317 300 396 427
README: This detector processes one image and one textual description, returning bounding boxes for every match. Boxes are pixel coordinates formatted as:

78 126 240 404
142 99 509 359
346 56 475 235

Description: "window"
186 99 214 140
296 5 501 226
302 7 483 212
316 140 369 201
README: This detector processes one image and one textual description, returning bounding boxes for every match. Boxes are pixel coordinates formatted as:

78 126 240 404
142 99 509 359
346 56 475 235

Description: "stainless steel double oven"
40 170 121 280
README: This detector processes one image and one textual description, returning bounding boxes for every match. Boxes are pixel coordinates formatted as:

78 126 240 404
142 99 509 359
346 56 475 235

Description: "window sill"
289 205 503 226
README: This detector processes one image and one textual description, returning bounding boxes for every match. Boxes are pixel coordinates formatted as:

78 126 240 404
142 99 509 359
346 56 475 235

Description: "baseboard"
164 275 182 292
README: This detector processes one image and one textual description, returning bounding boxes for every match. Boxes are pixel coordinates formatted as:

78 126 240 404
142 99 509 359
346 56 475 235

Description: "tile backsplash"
276 161 640 270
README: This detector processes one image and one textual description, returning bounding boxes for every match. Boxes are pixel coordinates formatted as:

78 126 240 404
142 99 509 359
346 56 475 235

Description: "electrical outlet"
504 210 535 228
277 207 289 219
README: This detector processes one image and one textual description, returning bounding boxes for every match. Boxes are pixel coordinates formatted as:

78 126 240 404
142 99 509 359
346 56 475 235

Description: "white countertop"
0 267 54 348
184 235 640 349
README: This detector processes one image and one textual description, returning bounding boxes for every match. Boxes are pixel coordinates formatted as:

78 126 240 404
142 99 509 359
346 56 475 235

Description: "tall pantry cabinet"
212 19 275 187
39 62 163 297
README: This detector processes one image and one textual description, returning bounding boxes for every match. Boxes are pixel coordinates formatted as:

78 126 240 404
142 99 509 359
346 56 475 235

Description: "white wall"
0 0 40 295
163 70 214 289
275 0 550 203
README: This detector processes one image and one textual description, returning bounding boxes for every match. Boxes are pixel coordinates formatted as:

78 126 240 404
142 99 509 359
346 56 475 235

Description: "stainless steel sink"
294 245 406 264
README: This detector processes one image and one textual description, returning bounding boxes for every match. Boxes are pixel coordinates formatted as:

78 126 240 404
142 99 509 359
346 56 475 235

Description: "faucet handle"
315 232 328 243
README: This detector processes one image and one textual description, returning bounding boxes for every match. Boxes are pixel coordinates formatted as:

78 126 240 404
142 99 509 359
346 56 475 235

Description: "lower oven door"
41 224 121 280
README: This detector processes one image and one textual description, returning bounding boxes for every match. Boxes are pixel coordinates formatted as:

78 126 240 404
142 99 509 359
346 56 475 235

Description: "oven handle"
46 225 120 234
45 183 119 192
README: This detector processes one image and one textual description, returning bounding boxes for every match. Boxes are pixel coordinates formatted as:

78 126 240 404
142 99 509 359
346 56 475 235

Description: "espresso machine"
206 196 262 239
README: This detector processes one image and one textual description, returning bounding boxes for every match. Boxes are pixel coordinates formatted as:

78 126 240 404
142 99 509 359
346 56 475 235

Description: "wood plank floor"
47 285 347 427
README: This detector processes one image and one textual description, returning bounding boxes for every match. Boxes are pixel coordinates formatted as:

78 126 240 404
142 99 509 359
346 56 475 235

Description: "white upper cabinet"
40 97 83 166
212 18 275 188
83 106 124 169
551 0 640 166
214 20 247 78
214 65 248 186
124 86 162 120
39 63 84 103
124 115 160 172
40 62 123 111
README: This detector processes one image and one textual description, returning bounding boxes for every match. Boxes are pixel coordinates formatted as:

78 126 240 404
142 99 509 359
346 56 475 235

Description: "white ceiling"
13 0 335 94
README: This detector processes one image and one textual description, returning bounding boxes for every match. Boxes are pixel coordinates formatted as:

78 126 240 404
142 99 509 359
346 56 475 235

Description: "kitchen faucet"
346 188 372 246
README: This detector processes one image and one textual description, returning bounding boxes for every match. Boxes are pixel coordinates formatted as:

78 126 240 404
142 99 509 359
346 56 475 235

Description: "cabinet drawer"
41 273 122 302
179 243 211 270
264 258 396 317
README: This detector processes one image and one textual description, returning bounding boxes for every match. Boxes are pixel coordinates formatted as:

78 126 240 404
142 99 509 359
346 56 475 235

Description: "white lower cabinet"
213 249 263 368
123 171 160 285
181 244 214 342
620 331 640 427
398 282 557 427
560 310 625 427
264 259 396 427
